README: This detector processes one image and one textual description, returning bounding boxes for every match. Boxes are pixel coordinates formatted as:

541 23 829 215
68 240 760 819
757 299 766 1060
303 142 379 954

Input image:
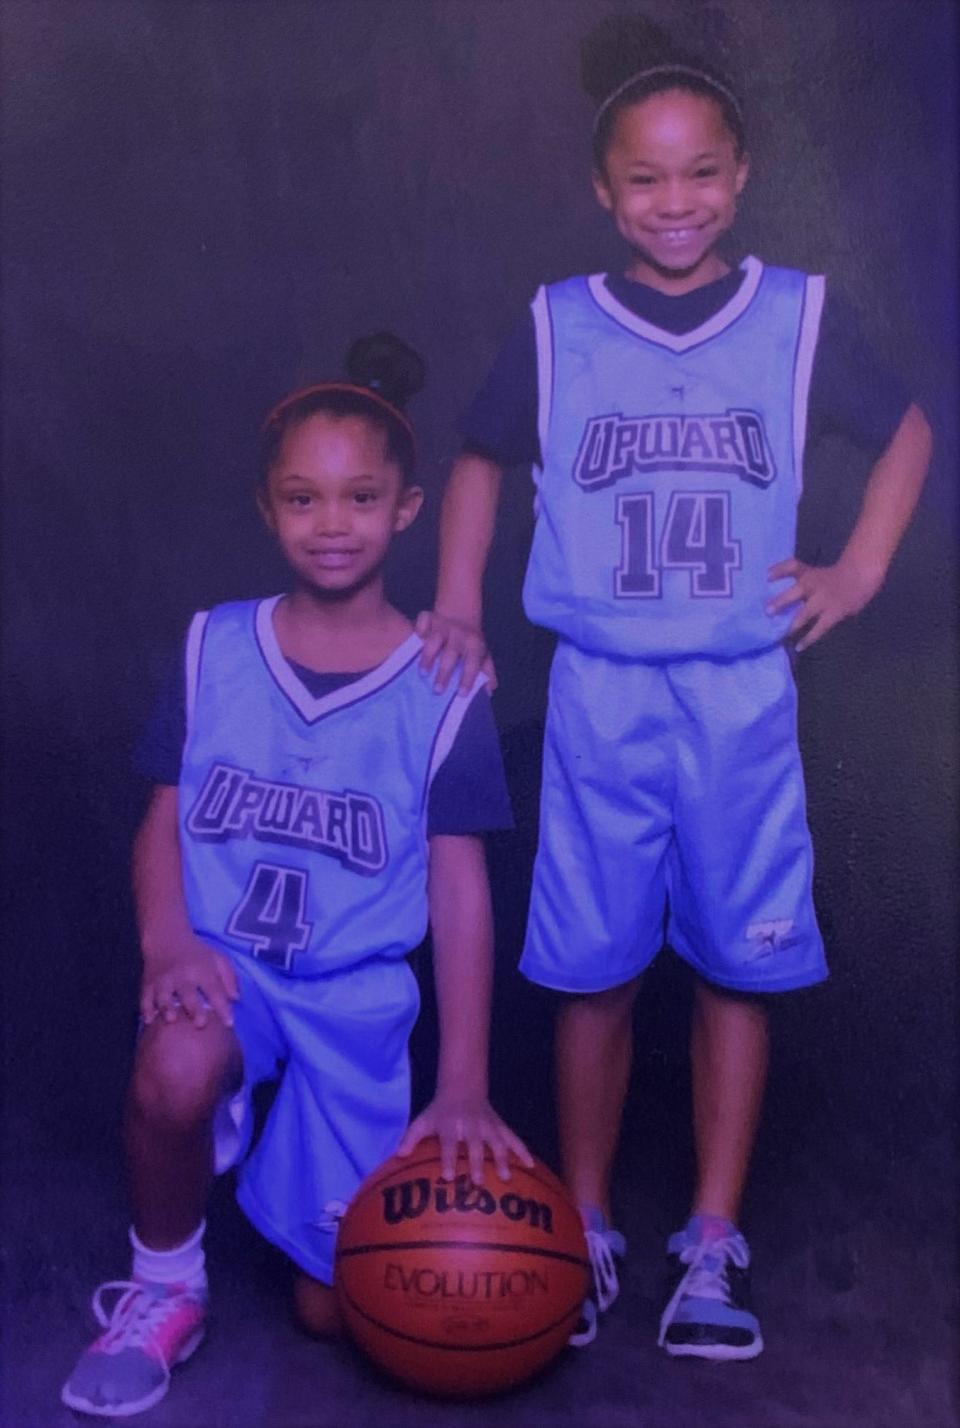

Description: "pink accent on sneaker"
689 1214 738 1243
92 1281 205 1362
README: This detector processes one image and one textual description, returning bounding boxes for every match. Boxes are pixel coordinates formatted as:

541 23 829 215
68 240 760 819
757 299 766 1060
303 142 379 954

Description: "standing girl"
63 334 529 1417
418 15 931 1359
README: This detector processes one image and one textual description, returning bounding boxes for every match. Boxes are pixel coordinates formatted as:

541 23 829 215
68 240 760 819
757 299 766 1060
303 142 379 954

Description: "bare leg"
555 976 643 1219
126 1016 244 1248
293 1274 343 1338
689 977 770 1224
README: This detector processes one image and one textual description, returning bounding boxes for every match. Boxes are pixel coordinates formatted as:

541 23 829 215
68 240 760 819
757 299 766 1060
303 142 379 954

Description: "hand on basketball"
414 611 497 694
767 555 884 652
140 934 239 1030
397 1094 533 1184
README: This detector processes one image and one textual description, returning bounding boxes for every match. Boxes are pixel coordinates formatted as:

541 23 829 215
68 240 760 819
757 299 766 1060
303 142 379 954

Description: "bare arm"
835 402 933 585
134 784 238 1026
416 453 504 691
134 785 195 960
768 402 933 649
397 834 530 1180
436 454 504 627
431 835 493 1098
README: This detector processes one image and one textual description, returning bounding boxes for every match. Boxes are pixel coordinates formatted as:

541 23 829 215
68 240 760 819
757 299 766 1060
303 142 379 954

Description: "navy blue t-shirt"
460 266 911 467
137 651 514 837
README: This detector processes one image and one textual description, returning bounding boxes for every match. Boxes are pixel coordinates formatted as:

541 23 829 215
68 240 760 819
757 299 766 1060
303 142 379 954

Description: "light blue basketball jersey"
179 596 480 978
523 257 825 659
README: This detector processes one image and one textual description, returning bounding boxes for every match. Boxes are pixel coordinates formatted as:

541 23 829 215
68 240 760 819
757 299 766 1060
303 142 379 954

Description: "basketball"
335 1137 590 1397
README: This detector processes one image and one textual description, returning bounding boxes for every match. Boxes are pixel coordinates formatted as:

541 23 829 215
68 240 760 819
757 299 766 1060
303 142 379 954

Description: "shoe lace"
90 1280 185 1377
568 1226 626 1348
657 1232 749 1347
586 1227 625 1313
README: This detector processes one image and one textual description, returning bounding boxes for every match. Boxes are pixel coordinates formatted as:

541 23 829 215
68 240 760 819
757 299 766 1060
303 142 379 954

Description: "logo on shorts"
745 918 799 956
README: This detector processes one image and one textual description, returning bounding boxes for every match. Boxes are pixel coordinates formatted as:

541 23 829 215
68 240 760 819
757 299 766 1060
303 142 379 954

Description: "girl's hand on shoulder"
140 933 239 1030
414 610 497 694
767 555 885 652
396 1092 533 1184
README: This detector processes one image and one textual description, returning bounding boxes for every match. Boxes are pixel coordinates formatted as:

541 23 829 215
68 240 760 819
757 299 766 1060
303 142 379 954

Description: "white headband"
593 64 743 132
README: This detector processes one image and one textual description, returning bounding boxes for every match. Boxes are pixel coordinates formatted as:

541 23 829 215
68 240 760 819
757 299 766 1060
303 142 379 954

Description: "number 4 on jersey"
616 490 741 598
227 862 312 971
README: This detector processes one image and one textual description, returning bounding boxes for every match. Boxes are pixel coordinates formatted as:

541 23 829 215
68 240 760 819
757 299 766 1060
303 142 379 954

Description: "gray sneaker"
568 1210 627 1347
61 1279 207 1418
659 1220 763 1361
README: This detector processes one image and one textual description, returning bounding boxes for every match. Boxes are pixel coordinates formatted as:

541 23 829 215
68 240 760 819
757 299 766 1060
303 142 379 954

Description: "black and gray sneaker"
658 1218 762 1361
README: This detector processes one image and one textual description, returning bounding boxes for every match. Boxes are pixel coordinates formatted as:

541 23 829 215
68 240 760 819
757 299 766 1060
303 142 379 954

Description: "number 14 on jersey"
615 490 741 598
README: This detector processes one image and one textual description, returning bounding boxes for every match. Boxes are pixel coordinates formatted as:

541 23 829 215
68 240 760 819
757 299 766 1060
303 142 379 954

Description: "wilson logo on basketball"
381 1175 554 1234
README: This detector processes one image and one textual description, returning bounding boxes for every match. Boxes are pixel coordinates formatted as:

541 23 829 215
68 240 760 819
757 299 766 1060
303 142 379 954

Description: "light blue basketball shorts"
213 953 420 1283
520 641 827 995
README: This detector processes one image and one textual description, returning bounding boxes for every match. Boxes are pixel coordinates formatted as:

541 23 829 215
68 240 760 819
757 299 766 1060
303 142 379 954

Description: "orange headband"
262 382 415 442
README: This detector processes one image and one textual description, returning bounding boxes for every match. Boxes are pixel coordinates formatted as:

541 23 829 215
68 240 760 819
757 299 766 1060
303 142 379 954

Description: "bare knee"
130 1017 241 1129
558 973 642 1028
694 976 771 1026
293 1272 342 1339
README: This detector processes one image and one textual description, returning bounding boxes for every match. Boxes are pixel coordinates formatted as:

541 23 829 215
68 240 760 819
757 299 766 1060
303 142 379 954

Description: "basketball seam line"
337 1240 590 1269
338 1286 584 1354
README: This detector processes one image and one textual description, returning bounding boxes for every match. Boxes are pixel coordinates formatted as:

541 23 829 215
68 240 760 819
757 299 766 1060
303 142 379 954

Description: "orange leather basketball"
335 1138 590 1397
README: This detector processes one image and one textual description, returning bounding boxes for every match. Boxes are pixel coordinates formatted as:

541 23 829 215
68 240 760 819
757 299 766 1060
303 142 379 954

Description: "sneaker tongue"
134 1279 187 1300
579 1206 609 1235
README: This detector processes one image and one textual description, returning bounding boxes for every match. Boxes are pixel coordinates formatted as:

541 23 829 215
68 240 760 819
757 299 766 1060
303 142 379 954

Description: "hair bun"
580 13 696 102
344 332 426 412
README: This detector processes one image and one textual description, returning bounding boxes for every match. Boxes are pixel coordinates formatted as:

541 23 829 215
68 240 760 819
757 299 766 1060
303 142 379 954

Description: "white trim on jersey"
792 274 827 496
586 255 764 353
184 609 211 743
254 595 423 725
530 284 554 471
426 673 488 794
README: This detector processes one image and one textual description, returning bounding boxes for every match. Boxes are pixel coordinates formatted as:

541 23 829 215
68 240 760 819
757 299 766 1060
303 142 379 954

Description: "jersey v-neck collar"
254 594 422 725
587 255 763 353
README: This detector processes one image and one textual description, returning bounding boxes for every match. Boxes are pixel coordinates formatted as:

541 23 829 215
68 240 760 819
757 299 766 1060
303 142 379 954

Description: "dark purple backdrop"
1 1 957 1174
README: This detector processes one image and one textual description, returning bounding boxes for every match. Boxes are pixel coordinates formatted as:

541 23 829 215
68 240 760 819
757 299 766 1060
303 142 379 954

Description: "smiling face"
258 412 422 601
593 88 749 294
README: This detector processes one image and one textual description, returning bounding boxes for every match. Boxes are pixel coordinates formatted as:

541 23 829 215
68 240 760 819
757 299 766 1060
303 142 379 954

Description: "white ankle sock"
130 1220 207 1293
